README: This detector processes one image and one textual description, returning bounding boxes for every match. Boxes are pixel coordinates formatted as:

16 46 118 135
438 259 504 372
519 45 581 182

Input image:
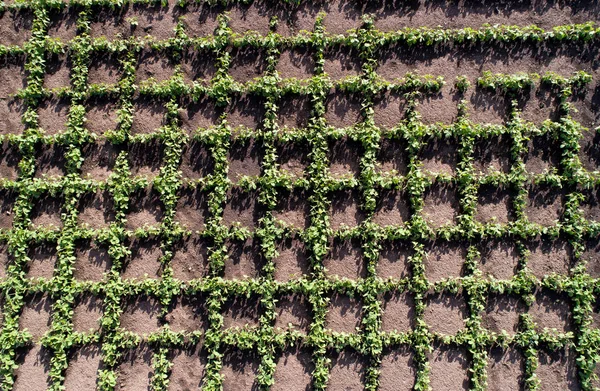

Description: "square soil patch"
128 140 165 179
80 141 119 181
43 54 71 90
135 49 176 84
179 96 220 134
48 8 78 42
377 240 412 280
222 294 261 330
0 141 20 181
180 3 220 37
122 237 163 280
64 345 104 391
30 194 63 229
325 90 362 129
181 48 217 85
165 294 208 333
524 133 562 175
373 189 410 227
325 292 363 334
13 345 52 391
424 241 466 283
227 1 271 35
0 55 27 97
34 143 67 178
579 129 600 172
373 93 407 130
272 347 314 391
26 242 57 280
85 97 119 136
475 185 515 225
323 45 362 81
115 344 154 391
423 291 467 336
72 294 103 333
220 348 260 391
275 140 310 179
74 240 112 282
473 134 512 175
526 237 573 279
328 136 363 178
131 96 167 135
376 137 408 175
180 140 214 180
0 98 26 135
419 137 459 176
125 187 164 230
329 189 364 231
37 97 70 136
0 10 33 47
168 345 207 390
227 137 262 183
120 295 162 335
379 347 416 391
224 237 263 280
583 237 600 277
273 189 310 230
175 186 210 232
171 236 210 281
222 188 261 231
274 293 312 334
478 239 520 280
77 190 116 229
228 47 268 84
580 187 600 223
529 289 571 334
88 53 121 86
225 94 265 131
324 238 365 280
428 345 470 391
19 293 52 342
537 348 579 391
276 47 315 80
487 347 524 391
422 182 460 229
380 291 414 333
481 294 525 335
0 189 15 229
273 236 309 282
327 349 367 391
277 95 311 130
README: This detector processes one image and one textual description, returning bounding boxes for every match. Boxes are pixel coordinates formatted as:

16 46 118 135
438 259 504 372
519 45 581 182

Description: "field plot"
2 0 600 390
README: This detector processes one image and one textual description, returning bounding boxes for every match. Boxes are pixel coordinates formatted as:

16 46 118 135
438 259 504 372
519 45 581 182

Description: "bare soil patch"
19 293 52 342
180 140 214 180
88 53 121 86
325 90 362 129
175 186 210 232
181 48 216 85
48 8 78 41
473 134 512 175
37 97 70 136
419 137 459 176
34 143 67 178
537 348 580 391
328 136 362 178
30 194 63 229
0 55 27 98
115 344 154 391
323 45 361 81
424 291 467 335
329 189 364 231
274 293 311 334
0 141 19 181
85 97 119 136
81 141 119 181
379 346 416 391
122 237 163 280
373 189 410 227
166 294 208 333
529 289 571 334
13 345 52 391
380 291 414 333
26 242 57 280
131 96 167 135
227 137 262 183
0 98 26 135
72 294 103 333
179 96 220 134
373 92 407 130
77 190 115 229
277 48 315 80
222 188 261 231
0 189 15 229
224 237 264 280
327 348 367 391
273 236 309 282
428 344 469 391
422 182 460 228
481 294 525 335
64 345 104 391
376 137 408 175
136 49 176 84
222 294 261 330
74 240 112 282
273 189 310 230
475 185 514 225
277 95 312 130
128 140 165 179
125 187 164 230
120 295 162 335
226 94 265 131
487 347 525 391
325 292 363 334
524 133 562 175
526 184 565 226
0 10 33 47
221 348 260 391
275 140 310 178
478 239 520 280
171 236 210 281
377 240 412 280
424 241 467 283
168 345 207 391
228 47 268 84
43 54 71 90
583 237 600 277
272 347 313 391
578 129 600 172
324 238 364 280
526 237 573 278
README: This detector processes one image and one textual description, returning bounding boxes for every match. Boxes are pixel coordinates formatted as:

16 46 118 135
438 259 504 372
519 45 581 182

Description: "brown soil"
537 348 580 391
424 241 466 283
0 189 15 229
323 45 362 81
228 47 268 84
583 238 600 278
526 237 573 278
74 240 112 282
578 129 600 172
19 293 52 342
380 291 414 333
120 295 162 335
126 3 178 41
180 3 221 37
122 237 163 280
324 238 365 280
487 347 525 391
327 349 367 391
427 344 469 391
423 291 467 335
30 194 63 229
37 97 70 136
376 137 408 175
34 143 67 178
64 345 104 391
222 294 261 330
473 134 512 175
115 344 154 391
26 242 57 280
273 189 310 230
48 8 78 42
419 137 459 176
273 236 309 282
171 236 210 281
88 53 121 85
0 141 19 181
325 293 363 333
274 293 311 334
128 140 164 179
80 141 119 180
0 98 26 135
226 94 265 131
276 48 315 80
322 0 361 35
417 84 460 125
85 98 119 136
221 348 260 391
43 54 71 90
13 345 52 391
325 90 362 129
175 186 209 232
377 240 412 280
72 294 103 333
478 239 520 280
526 184 565 226
77 190 116 229
580 187 600 222
181 48 216 85
0 10 33 47
135 49 176 84
373 189 410 227
529 289 571 334
125 187 164 230
0 55 27 97
179 96 220 134
227 1 271 36
373 93 407 130
166 294 208 333
524 133 562 175
224 237 263 280
0 242 12 279
475 185 514 225
272 347 314 391
328 136 362 178
329 189 365 231
422 182 459 228
180 140 214 179
131 96 167 135
481 294 525 335
275 141 310 178
222 188 261 230
519 85 561 124
379 346 416 391
168 345 207 390
277 95 312 130
227 137 262 183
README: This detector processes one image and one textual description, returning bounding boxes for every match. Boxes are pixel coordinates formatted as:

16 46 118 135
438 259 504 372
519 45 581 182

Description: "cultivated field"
0 0 600 390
